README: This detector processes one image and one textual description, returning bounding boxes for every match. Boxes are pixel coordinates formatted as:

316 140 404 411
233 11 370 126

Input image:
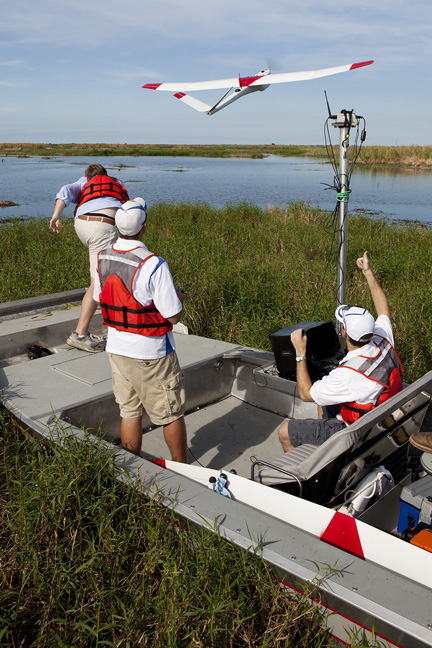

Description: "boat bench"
252 371 432 506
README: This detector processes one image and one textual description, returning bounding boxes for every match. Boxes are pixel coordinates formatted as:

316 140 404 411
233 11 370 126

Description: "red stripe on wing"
142 83 162 90
349 60 374 70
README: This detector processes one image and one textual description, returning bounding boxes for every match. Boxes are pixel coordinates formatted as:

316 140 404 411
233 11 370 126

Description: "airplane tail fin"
174 92 211 113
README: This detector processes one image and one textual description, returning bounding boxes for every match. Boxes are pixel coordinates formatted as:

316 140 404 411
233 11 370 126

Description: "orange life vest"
74 174 129 215
337 335 403 425
97 246 172 337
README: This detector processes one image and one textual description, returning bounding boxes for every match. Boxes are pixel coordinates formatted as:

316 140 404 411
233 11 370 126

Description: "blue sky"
1 0 431 145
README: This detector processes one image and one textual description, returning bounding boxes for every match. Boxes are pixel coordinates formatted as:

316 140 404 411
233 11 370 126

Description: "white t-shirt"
310 314 395 407
94 238 182 359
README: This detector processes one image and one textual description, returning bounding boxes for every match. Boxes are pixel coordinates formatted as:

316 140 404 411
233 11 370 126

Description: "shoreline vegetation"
1 142 432 169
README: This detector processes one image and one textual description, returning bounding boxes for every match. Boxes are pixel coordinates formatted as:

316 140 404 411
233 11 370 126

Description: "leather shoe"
409 432 432 453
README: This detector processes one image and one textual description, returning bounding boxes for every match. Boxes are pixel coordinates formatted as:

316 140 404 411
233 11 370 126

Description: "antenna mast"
332 109 357 344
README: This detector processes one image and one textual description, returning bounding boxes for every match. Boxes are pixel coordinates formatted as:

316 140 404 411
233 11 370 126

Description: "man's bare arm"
356 251 390 318
290 329 314 402
49 199 66 233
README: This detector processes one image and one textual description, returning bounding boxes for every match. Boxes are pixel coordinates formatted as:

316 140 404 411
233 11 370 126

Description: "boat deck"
143 396 283 476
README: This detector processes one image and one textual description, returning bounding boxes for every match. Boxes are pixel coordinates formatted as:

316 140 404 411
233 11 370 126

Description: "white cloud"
103 66 161 85
0 60 26 66
0 80 23 86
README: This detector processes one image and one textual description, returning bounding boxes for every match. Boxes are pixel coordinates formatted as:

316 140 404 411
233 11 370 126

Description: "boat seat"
250 444 318 496
252 371 432 506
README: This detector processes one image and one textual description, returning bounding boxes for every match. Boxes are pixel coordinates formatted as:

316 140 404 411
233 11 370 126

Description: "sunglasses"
338 305 367 327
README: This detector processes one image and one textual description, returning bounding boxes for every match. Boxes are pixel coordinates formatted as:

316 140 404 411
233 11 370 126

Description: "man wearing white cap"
93 199 188 462
278 251 403 451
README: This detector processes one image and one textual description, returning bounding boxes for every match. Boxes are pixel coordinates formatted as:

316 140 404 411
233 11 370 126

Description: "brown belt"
77 213 116 225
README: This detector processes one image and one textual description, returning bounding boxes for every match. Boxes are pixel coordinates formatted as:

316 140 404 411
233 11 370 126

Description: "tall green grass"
0 203 431 382
0 407 340 647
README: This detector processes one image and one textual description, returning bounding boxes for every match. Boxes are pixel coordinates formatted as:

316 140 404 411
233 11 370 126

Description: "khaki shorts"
74 218 118 277
108 351 186 426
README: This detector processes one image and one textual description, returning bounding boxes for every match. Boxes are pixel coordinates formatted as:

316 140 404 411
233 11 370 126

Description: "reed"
0 202 431 383
0 142 314 159
2 142 432 168
0 407 341 647
357 145 432 169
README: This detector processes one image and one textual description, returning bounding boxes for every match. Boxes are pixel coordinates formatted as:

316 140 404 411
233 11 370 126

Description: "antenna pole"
332 110 356 346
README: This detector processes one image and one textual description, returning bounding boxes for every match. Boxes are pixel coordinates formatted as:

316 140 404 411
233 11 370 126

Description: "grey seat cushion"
254 443 318 485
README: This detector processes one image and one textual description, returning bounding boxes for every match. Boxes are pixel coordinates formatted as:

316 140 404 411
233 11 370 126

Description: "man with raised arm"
278 251 403 452
93 199 188 462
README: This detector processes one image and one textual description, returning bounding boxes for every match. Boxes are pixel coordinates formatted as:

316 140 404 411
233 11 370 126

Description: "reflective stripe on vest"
97 246 172 337
336 335 403 425
74 175 129 215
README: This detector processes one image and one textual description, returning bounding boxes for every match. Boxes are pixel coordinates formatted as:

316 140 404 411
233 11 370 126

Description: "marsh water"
1 154 431 224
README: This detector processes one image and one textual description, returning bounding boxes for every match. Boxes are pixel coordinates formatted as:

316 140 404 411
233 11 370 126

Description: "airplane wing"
248 60 374 86
143 78 242 92
143 60 373 92
173 92 211 113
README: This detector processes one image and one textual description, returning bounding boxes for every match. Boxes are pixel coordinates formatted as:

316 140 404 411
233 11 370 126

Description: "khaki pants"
74 218 118 277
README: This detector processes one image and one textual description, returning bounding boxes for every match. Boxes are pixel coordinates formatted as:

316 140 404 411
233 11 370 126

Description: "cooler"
397 474 432 533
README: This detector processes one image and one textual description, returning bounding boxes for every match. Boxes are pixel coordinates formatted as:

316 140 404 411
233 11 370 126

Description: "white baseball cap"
115 199 147 236
335 305 375 343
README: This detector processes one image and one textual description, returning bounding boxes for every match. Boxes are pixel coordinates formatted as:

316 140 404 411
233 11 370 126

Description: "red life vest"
74 174 129 215
337 335 403 425
97 245 172 337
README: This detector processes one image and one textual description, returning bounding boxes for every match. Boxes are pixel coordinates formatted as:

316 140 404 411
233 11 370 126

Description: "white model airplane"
143 60 373 115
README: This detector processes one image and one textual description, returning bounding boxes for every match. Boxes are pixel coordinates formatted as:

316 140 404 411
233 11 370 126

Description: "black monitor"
270 321 341 379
